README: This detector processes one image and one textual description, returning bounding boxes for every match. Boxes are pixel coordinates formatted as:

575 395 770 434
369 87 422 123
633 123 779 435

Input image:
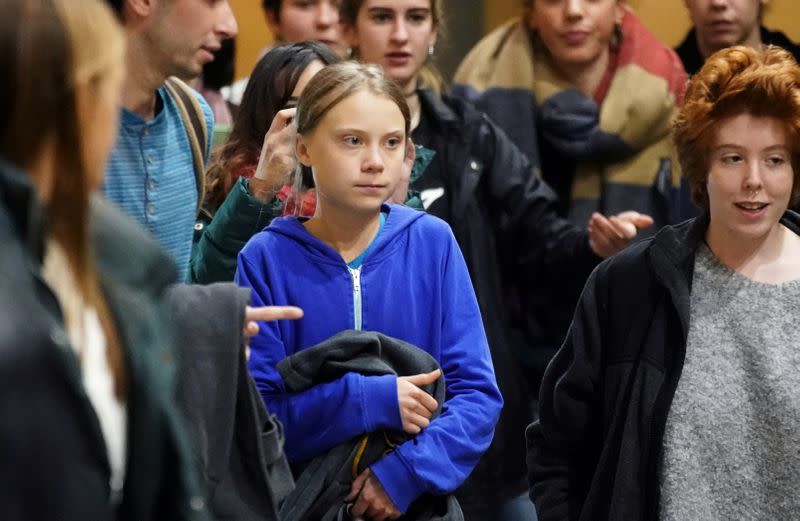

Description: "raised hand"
396 368 440 435
588 211 654 258
250 108 298 200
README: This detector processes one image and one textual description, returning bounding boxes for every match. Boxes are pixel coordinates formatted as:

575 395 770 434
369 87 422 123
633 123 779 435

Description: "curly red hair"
673 45 800 209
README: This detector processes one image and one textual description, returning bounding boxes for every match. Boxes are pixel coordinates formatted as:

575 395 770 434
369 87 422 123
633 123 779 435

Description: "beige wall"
230 0 273 80
231 0 800 80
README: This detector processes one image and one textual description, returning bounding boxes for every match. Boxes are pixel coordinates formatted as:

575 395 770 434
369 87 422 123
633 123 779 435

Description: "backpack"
163 76 208 216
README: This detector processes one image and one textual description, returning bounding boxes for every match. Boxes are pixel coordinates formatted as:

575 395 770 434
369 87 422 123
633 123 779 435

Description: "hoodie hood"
264 204 426 266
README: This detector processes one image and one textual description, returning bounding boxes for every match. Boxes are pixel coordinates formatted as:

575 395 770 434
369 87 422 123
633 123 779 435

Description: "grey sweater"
659 244 800 520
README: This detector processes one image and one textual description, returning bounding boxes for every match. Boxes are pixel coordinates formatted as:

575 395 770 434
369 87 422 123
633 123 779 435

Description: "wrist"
248 177 279 202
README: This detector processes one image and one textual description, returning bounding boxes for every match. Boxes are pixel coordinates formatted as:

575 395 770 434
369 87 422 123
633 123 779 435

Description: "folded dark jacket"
277 330 463 521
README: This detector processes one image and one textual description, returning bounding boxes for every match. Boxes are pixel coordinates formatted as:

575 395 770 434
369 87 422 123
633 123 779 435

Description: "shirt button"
141 127 149 137
146 155 155 166
146 203 156 215
148 179 156 190
470 160 479 170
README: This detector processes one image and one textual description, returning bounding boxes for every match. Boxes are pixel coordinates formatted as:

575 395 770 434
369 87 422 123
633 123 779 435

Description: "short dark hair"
262 0 280 16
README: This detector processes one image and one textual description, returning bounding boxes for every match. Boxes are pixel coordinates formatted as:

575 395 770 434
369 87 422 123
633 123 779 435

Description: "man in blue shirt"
102 0 237 280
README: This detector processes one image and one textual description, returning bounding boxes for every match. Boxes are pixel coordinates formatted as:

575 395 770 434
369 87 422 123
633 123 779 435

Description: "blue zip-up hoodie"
236 204 502 513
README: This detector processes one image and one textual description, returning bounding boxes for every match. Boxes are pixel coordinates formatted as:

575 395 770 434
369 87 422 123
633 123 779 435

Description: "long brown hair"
205 42 340 212
0 0 128 397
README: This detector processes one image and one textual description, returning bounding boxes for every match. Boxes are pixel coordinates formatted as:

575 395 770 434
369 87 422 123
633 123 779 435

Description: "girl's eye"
767 156 786 166
345 136 361 146
386 138 401 148
722 154 742 164
371 13 392 23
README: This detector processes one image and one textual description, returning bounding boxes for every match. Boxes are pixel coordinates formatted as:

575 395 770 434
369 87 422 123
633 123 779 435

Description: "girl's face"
296 89 406 215
706 112 794 245
345 0 437 92
527 0 623 70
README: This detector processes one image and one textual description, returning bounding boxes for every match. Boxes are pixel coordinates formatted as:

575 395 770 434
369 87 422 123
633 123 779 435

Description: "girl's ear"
296 133 312 167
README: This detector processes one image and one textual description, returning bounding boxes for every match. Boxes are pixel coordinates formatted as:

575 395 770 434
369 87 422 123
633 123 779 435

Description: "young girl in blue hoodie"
235 61 502 520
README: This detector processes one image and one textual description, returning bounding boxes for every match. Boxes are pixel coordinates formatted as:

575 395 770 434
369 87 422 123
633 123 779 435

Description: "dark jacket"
277 330 461 521
167 283 294 521
0 159 208 521
527 211 800 521
675 26 800 76
414 89 600 514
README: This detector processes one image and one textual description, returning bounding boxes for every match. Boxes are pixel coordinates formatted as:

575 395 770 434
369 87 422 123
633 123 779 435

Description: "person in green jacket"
189 42 340 284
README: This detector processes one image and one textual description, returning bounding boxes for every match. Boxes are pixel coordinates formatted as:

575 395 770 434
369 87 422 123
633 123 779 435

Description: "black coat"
413 90 599 513
527 211 800 521
0 159 208 521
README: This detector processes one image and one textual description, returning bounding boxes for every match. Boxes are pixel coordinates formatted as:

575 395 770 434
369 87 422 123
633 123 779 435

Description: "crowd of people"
1 0 799 520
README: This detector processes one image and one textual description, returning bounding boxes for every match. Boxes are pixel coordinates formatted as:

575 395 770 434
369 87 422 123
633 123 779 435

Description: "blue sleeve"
370 227 503 512
235 251 401 462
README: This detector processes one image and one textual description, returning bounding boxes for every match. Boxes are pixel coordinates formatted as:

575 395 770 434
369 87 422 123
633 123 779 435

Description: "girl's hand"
251 108 298 199
345 468 401 521
396 369 440 434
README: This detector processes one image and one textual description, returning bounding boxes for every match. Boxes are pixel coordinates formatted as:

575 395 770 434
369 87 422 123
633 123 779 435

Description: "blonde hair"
296 61 410 138
0 0 128 397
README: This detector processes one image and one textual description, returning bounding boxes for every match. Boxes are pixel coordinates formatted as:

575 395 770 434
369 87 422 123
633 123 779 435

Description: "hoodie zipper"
348 266 362 330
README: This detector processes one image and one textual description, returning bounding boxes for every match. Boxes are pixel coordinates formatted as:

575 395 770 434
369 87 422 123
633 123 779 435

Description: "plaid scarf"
455 8 687 227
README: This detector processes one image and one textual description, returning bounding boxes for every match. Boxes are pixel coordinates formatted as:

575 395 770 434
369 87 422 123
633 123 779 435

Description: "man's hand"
251 108 298 200
345 468 401 521
396 369 440 434
588 211 654 258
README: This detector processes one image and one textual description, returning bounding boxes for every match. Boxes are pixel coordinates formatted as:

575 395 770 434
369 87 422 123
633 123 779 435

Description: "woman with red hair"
528 45 800 521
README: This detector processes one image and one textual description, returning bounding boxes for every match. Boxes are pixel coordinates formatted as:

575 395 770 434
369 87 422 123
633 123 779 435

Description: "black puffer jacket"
413 90 600 515
527 211 800 521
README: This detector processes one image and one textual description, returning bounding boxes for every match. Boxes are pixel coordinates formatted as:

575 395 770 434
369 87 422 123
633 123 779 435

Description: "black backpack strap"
164 76 208 214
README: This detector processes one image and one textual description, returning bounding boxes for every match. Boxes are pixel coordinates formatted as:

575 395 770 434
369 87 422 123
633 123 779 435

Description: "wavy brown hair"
673 45 800 209
204 42 340 212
